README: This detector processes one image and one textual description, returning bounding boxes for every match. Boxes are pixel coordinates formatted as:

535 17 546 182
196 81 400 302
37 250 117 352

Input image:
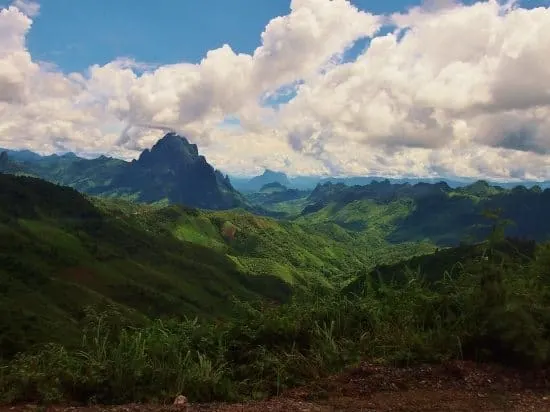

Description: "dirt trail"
3 361 550 411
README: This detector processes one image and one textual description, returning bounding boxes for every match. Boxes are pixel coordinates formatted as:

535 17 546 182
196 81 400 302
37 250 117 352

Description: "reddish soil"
3 361 550 411
59 267 96 285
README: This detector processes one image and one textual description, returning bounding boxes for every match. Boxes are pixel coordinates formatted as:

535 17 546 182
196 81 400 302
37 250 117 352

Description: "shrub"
2 239 550 404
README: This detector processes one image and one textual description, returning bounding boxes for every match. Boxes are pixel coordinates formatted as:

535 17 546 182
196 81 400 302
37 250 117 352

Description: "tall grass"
2 239 550 405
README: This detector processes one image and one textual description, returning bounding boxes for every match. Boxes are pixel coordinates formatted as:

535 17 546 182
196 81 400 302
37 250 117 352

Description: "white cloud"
0 0 550 180
277 0 550 177
12 0 39 17
0 5 37 103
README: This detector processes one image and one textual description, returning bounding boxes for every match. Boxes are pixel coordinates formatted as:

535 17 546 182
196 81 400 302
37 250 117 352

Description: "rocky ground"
3 361 550 411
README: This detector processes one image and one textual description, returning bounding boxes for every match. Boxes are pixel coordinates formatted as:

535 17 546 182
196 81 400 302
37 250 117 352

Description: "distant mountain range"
4 139 550 358
296 179 550 246
231 170 550 192
230 169 290 192
3 134 550 212
1 133 246 210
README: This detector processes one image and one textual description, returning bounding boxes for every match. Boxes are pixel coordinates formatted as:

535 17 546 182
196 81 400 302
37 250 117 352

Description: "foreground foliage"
2 237 550 405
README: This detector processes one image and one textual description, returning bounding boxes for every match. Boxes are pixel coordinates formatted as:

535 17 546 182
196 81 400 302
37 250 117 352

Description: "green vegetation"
3 168 550 407
0 175 290 358
0 174 434 359
2 235 550 405
3 134 246 210
291 180 550 246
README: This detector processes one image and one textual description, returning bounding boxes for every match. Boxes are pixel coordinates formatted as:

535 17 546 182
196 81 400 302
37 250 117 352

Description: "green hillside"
296 180 550 247
3 172 550 405
0 174 436 358
344 236 538 294
3 231 550 404
0 174 290 358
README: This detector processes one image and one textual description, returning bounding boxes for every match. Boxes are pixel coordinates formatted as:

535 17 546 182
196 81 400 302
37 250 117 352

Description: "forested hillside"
3 224 550 405
0 174 293 358
0 174 437 358
3 142 550 407
291 180 550 246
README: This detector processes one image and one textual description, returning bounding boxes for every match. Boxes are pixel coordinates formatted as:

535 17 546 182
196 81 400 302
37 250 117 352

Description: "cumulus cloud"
117 0 380 144
0 0 549 180
0 5 37 103
12 0 39 17
277 0 550 177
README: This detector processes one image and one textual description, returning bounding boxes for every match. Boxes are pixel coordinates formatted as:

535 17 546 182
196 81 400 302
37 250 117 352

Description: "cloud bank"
0 0 550 180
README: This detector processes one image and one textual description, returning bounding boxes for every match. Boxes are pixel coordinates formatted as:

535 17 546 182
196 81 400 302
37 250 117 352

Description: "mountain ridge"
2 133 246 210
4 144 550 192
293 179 550 247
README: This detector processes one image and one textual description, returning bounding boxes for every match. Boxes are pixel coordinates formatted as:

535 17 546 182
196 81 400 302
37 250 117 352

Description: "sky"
0 0 550 180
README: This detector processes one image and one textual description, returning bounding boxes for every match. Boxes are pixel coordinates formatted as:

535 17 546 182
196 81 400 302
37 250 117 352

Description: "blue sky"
3 0 543 73
2 0 428 72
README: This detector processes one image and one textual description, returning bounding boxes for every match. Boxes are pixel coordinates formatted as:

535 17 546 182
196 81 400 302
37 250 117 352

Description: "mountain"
232 169 291 192
305 179 453 205
0 151 7 170
259 182 288 193
251 169 291 187
297 179 550 246
110 133 245 209
5 144 550 194
0 151 26 174
0 148 42 162
3 133 246 210
234 171 550 192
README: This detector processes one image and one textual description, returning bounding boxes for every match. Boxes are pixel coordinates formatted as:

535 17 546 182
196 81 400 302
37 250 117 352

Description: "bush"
2 239 550 405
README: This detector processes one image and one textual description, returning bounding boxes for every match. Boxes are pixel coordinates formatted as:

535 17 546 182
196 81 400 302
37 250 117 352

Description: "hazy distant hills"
0 148 43 163
3 134 550 210
231 170 550 193
247 170 291 191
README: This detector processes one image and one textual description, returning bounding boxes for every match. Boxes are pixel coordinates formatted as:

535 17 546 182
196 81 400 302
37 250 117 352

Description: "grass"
4 174 550 406
2 236 550 405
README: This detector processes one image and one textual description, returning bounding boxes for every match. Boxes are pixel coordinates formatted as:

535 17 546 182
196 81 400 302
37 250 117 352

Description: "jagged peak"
138 133 200 164
261 168 287 177
156 132 198 154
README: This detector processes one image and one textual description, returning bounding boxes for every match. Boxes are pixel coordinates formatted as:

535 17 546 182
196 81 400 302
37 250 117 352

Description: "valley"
2 0 550 408
2 134 550 409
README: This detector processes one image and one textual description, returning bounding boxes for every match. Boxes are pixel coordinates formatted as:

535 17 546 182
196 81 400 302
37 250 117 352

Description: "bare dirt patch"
3 361 550 412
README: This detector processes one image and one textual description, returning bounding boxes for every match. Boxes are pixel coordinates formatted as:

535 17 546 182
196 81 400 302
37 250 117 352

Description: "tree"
481 207 514 246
